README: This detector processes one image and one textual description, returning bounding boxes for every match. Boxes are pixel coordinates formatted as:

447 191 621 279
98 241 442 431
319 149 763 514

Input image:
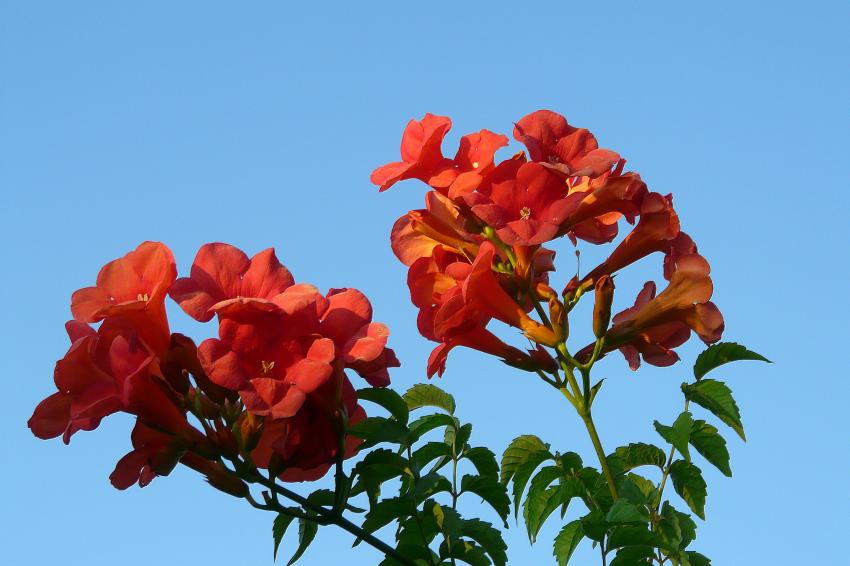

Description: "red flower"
169 243 294 322
569 192 683 295
601 254 725 369
462 242 558 346
252 377 366 482
70 241 176 354
514 110 620 177
371 114 456 191
28 319 195 445
391 191 480 266
467 161 581 246
561 172 648 245
110 421 183 489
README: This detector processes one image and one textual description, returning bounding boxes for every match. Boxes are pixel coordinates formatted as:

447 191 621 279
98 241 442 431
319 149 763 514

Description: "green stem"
239 467 415 566
579 409 619 500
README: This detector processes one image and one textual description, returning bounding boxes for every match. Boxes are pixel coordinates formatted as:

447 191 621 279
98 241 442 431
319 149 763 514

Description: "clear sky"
2 1 847 565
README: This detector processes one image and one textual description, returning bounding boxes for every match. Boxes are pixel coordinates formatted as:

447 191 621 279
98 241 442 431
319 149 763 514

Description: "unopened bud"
592 275 615 339
548 297 567 341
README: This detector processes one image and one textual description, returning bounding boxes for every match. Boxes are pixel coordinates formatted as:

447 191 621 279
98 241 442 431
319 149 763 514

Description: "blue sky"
2 1 847 564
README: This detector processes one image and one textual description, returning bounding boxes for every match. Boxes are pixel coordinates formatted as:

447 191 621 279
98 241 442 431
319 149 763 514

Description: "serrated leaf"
511 450 553 518
348 417 409 449
654 412 693 461
580 509 608 542
657 501 683 550
613 443 667 472
414 473 453 504
357 387 409 425
446 422 472 454
606 524 660 549
273 513 296 560
461 475 510 525
404 384 456 414
693 342 770 379
557 451 583 474
461 519 508 566
352 449 411 503
605 498 650 524
440 540 492 566
286 517 318 565
669 461 707 519
682 380 745 440
463 447 499 480
685 551 711 565
553 520 584 565
432 501 463 538
618 474 655 505
689 420 731 476
408 413 457 444
362 497 411 533
522 466 564 541
500 435 551 484
609 546 656 566
411 442 453 474
676 509 697 548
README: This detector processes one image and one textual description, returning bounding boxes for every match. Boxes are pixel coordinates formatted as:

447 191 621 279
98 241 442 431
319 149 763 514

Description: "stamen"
136 293 150 302
520 206 532 220
261 360 275 375
472 161 480 169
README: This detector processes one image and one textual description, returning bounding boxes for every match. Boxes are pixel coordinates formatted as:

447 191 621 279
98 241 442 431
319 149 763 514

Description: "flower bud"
592 275 615 339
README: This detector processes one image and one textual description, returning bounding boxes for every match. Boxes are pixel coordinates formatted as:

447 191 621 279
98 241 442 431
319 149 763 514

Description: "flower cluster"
29 242 398 488
373 110 724 376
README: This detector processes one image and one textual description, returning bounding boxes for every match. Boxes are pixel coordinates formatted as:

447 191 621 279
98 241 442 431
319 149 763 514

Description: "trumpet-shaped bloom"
514 109 620 177
371 114 456 191
169 243 294 322
601 254 725 369
468 162 581 246
70 241 176 354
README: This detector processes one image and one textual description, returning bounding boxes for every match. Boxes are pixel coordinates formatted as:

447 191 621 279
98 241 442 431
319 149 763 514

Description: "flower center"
548 155 560 164
260 360 275 375
520 206 532 220
136 293 150 302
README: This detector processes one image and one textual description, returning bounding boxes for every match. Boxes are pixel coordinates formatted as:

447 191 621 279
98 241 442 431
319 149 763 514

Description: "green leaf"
352 448 411 503
693 342 770 379
613 443 667 472
461 475 510 525
446 422 473 454
273 513 296 560
500 435 551 484
522 466 564 542
432 502 464 539
463 447 499 480
557 451 583 474
408 413 458 444
618 474 656 505
414 472 453 504
362 497 411 533
669 460 707 519
657 501 683 551
682 380 745 440
606 524 660 549
685 551 712 565
609 546 656 566
440 540 492 566
605 498 651 524
461 519 508 566
688 420 732 477
511 450 553 518
404 383 456 414
357 387 409 425
553 520 584 565
411 442 453 474
654 412 693 461
348 417 409 449
579 509 608 542
286 517 318 565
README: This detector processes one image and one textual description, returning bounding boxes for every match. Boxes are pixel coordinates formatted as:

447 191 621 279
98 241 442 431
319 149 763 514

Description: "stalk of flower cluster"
228 456 417 566
499 240 620 502
183 387 414 565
